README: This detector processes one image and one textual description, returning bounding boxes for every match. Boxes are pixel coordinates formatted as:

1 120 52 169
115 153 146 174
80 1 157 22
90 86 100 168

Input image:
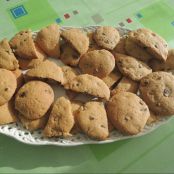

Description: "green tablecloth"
1 0 174 173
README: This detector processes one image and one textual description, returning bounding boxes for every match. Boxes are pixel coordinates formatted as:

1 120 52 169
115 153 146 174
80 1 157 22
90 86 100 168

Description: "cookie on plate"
43 97 74 137
0 68 17 106
0 38 19 70
116 53 152 81
149 49 174 71
125 37 152 62
60 44 80 66
111 77 138 96
62 66 79 85
79 49 115 78
17 43 46 70
64 74 110 100
106 92 150 135
0 100 17 125
61 28 89 55
15 81 54 120
102 70 122 88
93 26 120 50
18 113 48 131
77 101 109 140
10 30 41 59
140 71 174 116
128 28 168 61
25 60 64 84
36 23 60 58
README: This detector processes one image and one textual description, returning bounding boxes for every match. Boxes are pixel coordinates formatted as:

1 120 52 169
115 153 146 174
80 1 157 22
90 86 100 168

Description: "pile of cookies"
0 24 174 141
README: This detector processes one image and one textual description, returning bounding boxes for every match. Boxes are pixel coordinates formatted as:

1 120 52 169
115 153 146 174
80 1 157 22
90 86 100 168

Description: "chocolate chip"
163 88 172 97
19 92 26 97
125 116 131 121
142 80 149 86
102 33 106 36
4 87 8 91
104 40 109 44
89 116 94 120
154 44 158 48
45 89 52 94
156 102 161 107
143 46 148 50
101 125 105 128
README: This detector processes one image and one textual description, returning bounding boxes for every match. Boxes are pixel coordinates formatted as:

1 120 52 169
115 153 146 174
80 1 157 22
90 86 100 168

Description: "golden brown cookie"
93 26 120 50
62 66 79 85
102 70 122 88
149 49 174 71
140 71 174 116
36 23 60 58
25 60 64 84
15 81 54 120
112 37 126 55
43 97 74 137
10 30 40 59
0 100 17 125
79 49 115 78
77 101 109 140
125 37 152 62
18 113 48 131
61 28 89 55
111 77 138 96
0 38 19 70
128 28 168 61
17 43 46 70
116 53 152 81
106 92 150 135
64 74 110 100
0 69 17 106
60 44 80 66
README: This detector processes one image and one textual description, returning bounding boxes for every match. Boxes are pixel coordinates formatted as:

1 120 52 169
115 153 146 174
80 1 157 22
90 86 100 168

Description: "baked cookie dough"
0 38 19 70
79 49 115 78
61 28 89 55
0 68 17 106
77 101 109 140
36 23 60 58
43 97 74 137
128 28 168 61
140 71 174 116
64 74 110 100
15 81 54 120
106 92 150 135
25 60 64 84
93 26 120 50
116 53 152 81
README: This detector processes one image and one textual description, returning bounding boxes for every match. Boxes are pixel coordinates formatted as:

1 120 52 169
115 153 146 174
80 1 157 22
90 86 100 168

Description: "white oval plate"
0 26 173 146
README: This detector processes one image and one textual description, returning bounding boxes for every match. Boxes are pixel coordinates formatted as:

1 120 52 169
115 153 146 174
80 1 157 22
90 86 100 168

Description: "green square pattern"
8 0 59 31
